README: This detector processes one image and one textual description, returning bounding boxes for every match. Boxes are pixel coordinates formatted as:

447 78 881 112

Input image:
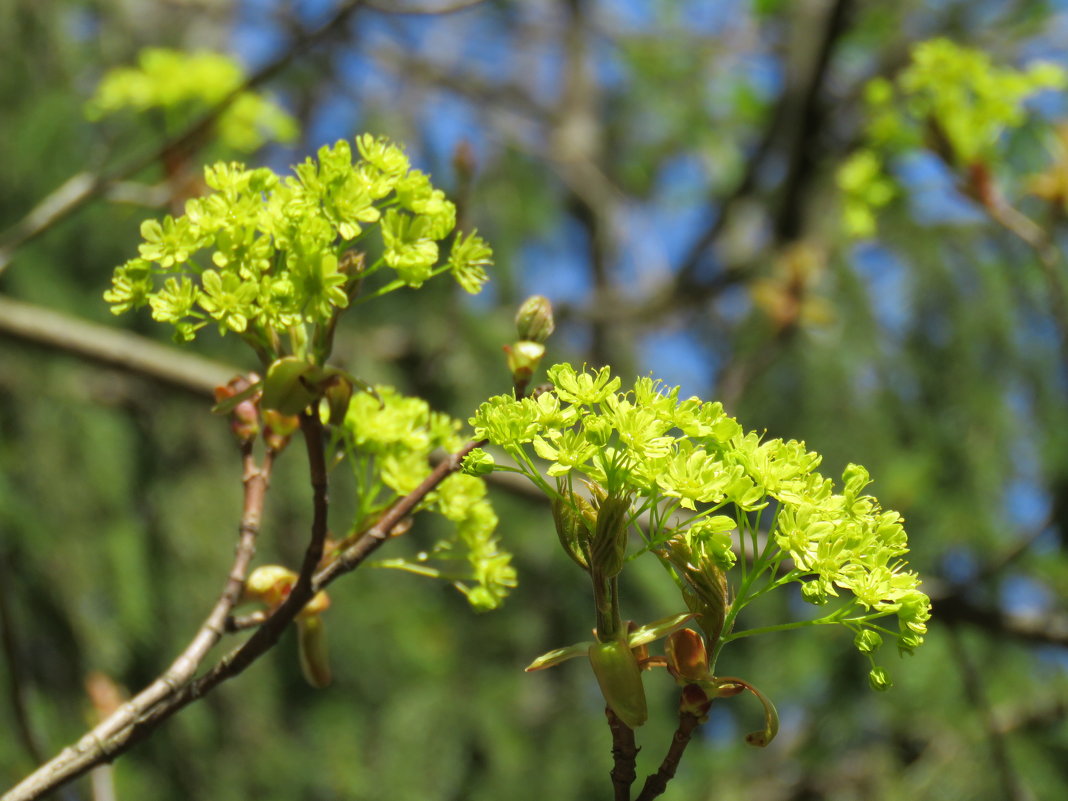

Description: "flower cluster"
343 387 515 611
470 364 930 688
104 135 493 347
86 48 298 152
838 38 1066 237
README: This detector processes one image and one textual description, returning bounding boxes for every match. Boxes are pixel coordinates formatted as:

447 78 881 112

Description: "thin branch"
0 0 370 276
606 707 638 801
2 445 273 801
634 710 702 801
364 0 488 14
0 296 236 397
314 438 484 588
931 593 1068 648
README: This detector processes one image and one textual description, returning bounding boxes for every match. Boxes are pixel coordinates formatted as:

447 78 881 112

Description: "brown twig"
634 710 702 801
1 443 273 801
606 706 638 801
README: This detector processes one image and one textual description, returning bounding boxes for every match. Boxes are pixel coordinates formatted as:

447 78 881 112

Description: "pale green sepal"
524 641 594 672
626 612 695 649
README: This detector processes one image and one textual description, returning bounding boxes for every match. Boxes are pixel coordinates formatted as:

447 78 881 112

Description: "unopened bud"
515 295 555 343
665 628 709 682
868 666 893 692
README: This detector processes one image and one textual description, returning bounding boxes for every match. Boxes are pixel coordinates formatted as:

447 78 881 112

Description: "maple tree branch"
2 444 273 801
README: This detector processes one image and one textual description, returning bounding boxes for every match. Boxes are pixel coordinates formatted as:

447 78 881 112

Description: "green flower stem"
721 605 858 644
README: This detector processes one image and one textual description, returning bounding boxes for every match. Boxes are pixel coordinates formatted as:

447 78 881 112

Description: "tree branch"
606 706 638 801
0 296 235 398
635 709 702 801
2 444 273 801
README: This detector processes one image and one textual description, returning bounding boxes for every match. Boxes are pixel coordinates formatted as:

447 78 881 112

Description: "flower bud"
515 295 555 343
665 628 709 683
461 448 496 477
854 628 883 654
868 666 893 692
588 640 647 729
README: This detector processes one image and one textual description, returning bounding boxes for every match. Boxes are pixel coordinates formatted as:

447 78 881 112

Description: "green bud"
552 491 595 571
591 494 631 578
800 580 828 605
854 628 883 654
582 415 612 447
515 295 555 343
588 640 647 729
868 666 893 692
461 448 496 477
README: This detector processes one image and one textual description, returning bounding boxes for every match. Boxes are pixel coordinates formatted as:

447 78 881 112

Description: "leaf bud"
515 295 555 343
665 628 709 683
588 640 648 729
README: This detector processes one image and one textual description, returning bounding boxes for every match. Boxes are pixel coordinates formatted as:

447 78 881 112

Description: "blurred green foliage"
2 1 1067 801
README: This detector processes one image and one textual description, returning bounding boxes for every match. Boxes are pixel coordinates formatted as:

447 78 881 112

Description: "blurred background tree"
1 1 1066 799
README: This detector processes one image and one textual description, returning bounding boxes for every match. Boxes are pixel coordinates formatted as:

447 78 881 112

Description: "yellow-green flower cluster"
470 364 930 682
838 38 1066 237
104 136 493 345
345 387 515 611
86 48 298 152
